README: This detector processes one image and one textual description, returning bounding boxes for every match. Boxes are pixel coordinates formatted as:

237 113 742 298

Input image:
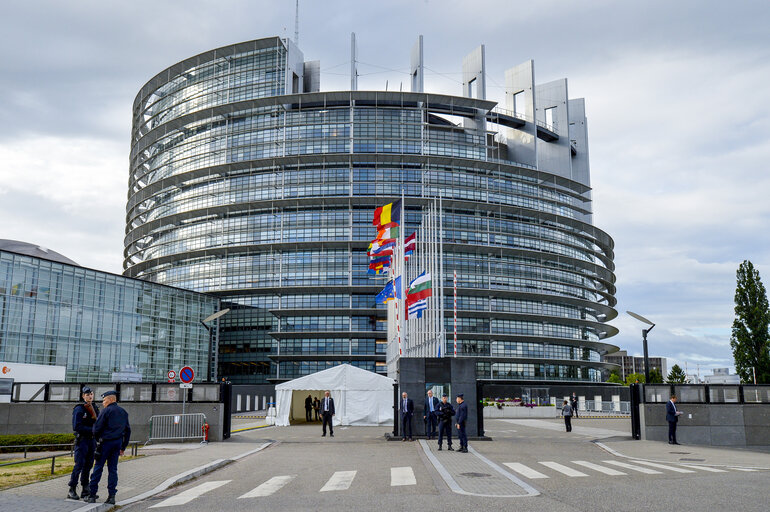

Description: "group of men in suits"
400 389 469 453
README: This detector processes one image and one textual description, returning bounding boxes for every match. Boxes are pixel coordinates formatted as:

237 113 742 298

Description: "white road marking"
630 460 695 473
680 465 727 473
602 460 662 474
503 462 549 479
149 480 231 508
238 475 296 498
320 471 357 492
728 467 758 472
571 460 627 476
539 461 588 477
391 466 416 486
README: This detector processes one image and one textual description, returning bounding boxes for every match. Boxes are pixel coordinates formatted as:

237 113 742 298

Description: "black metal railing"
10 382 225 404
0 442 140 474
640 383 770 404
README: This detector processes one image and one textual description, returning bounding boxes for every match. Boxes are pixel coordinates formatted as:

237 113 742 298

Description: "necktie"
325 398 328 411
429 399 433 412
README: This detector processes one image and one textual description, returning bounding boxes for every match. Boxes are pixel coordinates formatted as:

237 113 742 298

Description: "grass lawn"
0 454 143 490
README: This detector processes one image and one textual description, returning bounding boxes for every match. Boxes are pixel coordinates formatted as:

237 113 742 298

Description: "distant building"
686 374 701 384
601 350 667 381
0 243 222 382
704 368 740 384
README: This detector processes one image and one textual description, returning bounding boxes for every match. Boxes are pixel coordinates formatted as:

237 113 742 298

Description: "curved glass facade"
125 37 618 384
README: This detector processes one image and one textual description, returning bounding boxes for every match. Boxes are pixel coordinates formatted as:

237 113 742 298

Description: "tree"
625 372 645 385
648 368 664 384
607 368 623 384
666 364 687 383
730 260 770 384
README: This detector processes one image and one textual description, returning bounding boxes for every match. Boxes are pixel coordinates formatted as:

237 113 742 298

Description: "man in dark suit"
666 394 682 444
423 390 439 440
570 393 579 419
455 393 468 453
400 392 414 441
304 394 313 422
320 390 335 437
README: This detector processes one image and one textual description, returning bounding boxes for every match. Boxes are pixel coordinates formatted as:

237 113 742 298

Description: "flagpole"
453 269 457 357
400 188 406 356
439 195 444 358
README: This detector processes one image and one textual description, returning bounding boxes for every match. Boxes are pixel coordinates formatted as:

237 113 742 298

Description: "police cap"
81 386 92 394
456 393 464 398
441 393 448 397
101 390 117 398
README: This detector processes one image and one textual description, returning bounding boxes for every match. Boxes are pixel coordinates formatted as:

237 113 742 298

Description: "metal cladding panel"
536 79 572 180
303 60 321 92
504 60 537 168
410 35 424 93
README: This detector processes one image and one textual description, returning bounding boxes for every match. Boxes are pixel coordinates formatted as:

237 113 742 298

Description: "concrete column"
612 395 621 412
578 396 586 411
237 394 242 412
594 395 602 412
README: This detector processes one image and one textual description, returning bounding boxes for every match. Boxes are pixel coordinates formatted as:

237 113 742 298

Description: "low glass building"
0 243 220 382
124 36 618 384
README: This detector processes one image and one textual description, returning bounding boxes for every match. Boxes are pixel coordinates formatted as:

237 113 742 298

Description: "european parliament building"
124 36 618 385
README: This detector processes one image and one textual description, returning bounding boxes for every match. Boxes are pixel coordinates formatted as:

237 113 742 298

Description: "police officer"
436 393 455 451
455 393 468 453
86 390 131 505
67 386 99 500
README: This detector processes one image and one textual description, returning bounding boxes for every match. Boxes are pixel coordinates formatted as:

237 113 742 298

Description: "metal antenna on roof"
294 0 299 45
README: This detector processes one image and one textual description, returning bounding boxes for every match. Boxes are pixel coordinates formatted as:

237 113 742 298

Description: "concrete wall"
640 403 770 447
0 402 225 442
231 384 275 412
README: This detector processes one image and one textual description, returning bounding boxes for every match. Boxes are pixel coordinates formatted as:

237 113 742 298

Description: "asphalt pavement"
3 417 769 512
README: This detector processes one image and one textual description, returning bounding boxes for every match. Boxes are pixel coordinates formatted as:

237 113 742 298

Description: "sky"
1 0 769 378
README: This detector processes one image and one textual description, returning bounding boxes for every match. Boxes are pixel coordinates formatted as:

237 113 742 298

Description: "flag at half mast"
406 272 432 303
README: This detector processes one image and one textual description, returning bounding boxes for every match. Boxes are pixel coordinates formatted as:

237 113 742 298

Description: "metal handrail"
0 442 75 458
0 442 140 474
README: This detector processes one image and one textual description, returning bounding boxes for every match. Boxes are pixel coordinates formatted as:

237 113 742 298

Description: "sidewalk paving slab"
0 431 275 512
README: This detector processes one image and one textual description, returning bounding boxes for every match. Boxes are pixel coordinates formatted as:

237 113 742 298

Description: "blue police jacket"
72 402 99 438
456 401 468 424
93 402 131 450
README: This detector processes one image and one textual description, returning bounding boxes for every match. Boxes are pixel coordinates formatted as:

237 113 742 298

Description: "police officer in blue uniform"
455 393 468 453
87 390 131 505
67 386 99 500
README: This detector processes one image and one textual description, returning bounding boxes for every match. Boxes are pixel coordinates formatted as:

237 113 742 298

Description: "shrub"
0 433 75 453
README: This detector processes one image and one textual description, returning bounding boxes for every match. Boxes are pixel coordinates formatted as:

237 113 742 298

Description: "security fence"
10 382 223 403
147 413 208 444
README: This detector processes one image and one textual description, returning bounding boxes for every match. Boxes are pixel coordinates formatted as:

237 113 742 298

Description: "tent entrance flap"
289 390 323 424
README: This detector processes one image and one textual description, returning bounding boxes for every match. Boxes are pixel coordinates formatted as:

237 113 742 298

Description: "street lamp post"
201 308 231 382
627 311 655 384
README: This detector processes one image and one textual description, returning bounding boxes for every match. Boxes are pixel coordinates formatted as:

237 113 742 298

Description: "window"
545 107 555 129
513 91 525 117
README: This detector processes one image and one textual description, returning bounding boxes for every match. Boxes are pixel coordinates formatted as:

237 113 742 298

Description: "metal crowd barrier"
147 413 207 444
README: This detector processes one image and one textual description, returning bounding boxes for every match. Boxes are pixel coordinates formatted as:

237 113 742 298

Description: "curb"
71 442 273 512
591 440 770 471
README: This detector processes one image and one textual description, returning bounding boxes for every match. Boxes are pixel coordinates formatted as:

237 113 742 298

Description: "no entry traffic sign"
179 366 195 384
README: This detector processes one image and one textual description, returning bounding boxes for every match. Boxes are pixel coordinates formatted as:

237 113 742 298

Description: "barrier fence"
147 413 207 444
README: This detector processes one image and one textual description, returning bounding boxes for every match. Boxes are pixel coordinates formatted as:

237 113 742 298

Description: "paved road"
120 419 769 512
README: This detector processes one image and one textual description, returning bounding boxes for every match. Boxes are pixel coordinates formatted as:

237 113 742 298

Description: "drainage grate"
460 472 491 478
679 458 705 462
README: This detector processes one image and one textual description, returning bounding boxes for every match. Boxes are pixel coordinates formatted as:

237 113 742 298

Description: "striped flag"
404 232 415 261
406 272 432 303
373 200 401 228
407 298 427 319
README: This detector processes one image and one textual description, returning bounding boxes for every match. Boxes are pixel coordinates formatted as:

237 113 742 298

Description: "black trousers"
322 412 334 435
668 421 677 443
305 407 312 421
425 412 437 438
401 413 413 439
564 415 572 432
68 437 95 488
438 420 452 447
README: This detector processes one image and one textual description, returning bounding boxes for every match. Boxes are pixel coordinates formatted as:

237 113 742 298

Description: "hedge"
0 433 75 453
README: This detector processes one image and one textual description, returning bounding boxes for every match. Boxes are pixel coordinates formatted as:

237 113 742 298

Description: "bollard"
51 456 56 475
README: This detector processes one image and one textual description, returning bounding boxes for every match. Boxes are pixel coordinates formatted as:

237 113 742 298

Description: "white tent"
274 364 395 427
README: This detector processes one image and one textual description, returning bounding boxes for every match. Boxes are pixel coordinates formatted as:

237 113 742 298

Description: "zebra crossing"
149 466 420 507
146 459 761 508
502 459 752 480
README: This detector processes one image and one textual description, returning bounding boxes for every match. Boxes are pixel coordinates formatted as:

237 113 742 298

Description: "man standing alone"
87 391 130 505
666 394 682 445
424 390 439 440
321 390 335 437
455 393 468 453
67 386 99 500
561 400 573 432
400 392 414 441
